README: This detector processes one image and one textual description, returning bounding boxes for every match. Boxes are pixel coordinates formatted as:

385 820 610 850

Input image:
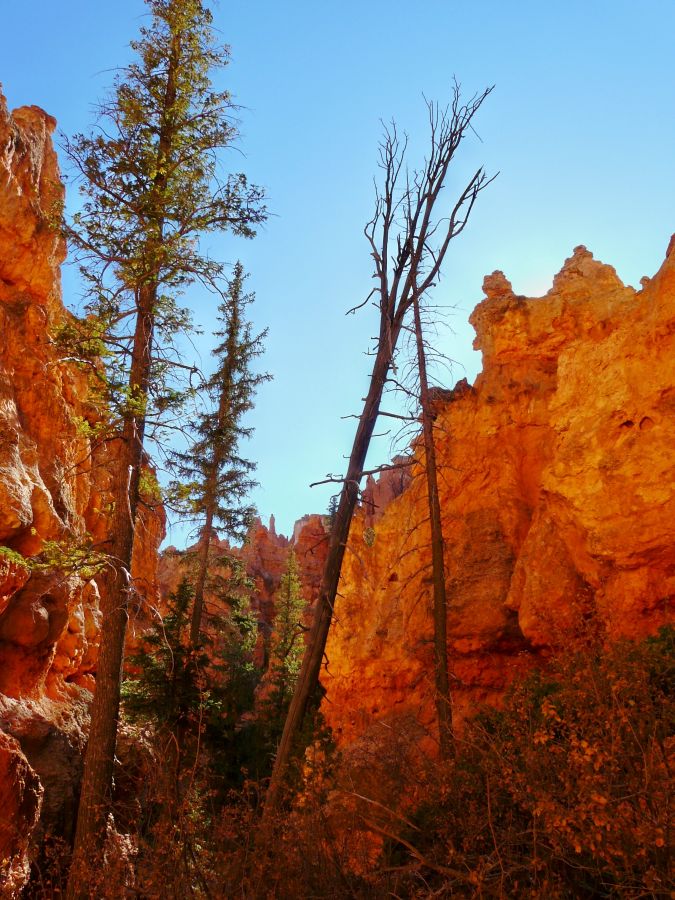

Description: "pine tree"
123 564 261 783
255 550 307 771
266 550 306 715
216 557 261 725
205 556 262 786
171 262 270 650
65 2 265 890
122 579 205 822
122 578 203 733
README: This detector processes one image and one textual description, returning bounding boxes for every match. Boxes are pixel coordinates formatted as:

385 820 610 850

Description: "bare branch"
346 287 377 316
309 458 415 489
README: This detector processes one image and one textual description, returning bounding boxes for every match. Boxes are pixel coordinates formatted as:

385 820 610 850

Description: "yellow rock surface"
322 242 675 751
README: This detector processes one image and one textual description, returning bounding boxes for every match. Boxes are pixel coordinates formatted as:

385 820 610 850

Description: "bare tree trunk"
261 85 492 828
263 335 398 817
412 292 453 757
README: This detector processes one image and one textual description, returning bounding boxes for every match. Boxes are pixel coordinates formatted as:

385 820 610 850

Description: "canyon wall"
0 88 324 885
0 92 164 893
321 241 675 765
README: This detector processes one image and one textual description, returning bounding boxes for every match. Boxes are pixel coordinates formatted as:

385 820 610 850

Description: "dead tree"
263 84 494 818
411 287 453 757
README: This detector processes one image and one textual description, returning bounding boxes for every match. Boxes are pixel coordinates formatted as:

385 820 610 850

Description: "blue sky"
2 1 674 541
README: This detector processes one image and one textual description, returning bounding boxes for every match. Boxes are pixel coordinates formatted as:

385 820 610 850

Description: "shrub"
376 626 675 898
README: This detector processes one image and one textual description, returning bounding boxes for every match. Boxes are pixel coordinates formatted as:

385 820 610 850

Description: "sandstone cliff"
0 85 324 880
0 91 164 892
321 241 675 761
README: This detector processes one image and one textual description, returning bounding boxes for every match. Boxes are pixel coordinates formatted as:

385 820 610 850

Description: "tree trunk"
260 82 492 841
67 298 154 898
412 292 453 757
68 34 180 894
190 520 213 648
263 329 398 819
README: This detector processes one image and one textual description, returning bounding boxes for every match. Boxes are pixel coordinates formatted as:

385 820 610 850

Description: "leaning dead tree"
263 84 494 817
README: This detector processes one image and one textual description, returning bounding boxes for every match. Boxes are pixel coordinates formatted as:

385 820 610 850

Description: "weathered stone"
156 513 329 652
321 239 675 754
0 731 42 897
0 89 165 883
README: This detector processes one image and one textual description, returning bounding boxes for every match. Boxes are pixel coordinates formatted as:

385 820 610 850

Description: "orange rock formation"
158 514 329 641
321 241 675 754
0 91 163 890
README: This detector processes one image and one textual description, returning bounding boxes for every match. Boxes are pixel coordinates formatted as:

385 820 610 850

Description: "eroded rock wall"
321 241 675 755
0 732 42 896
0 91 163 890
157 514 329 648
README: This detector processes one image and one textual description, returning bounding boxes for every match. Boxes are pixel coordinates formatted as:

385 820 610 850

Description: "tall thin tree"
263 85 494 818
265 550 307 719
411 288 452 757
171 261 269 649
65 2 264 892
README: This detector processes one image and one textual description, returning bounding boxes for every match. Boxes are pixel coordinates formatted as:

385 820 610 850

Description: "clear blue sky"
2 1 674 541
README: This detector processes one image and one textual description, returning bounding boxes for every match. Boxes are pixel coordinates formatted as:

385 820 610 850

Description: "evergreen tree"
171 262 270 649
65 1 265 890
123 565 262 787
326 494 339 532
122 579 204 733
208 558 263 784
122 578 206 823
259 551 307 746
215 556 261 726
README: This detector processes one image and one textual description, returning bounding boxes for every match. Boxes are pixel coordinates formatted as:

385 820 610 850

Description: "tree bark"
68 34 181 895
67 297 154 898
190 520 213 648
412 292 453 757
263 329 398 818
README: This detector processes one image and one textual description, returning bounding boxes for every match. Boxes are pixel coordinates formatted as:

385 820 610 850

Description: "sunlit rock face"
0 732 42 896
322 240 675 752
0 92 164 879
157 514 330 646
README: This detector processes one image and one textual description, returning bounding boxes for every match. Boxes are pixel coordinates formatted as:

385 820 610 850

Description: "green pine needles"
254 550 309 764
63 0 266 433
172 262 270 542
123 578 204 732
169 261 270 649
266 550 307 711
122 567 261 741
